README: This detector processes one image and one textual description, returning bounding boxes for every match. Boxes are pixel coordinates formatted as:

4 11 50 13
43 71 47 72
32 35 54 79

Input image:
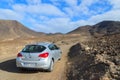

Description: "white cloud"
39 16 49 21
12 4 66 16
42 17 91 33
45 18 70 29
26 17 80 33
76 0 99 14
73 9 120 28
30 23 53 33
26 0 41 5
109 0 120 9
12 4 27 13
65 0 78 6
80 0 98 7
88 9 120 23
63 0 100 18
79 0 120 25
27 4 65 16
36 18 71 33
0 0 120 33
0 8 23 20
50 0 77 6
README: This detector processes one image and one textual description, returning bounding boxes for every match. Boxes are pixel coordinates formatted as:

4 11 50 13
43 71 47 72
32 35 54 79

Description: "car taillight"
17 53 23 57
38 52 49 58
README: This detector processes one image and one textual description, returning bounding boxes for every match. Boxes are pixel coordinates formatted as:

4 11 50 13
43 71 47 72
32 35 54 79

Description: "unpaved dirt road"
0 44 72 80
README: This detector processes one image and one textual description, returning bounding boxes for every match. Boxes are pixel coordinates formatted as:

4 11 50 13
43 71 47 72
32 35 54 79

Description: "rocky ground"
67 34 120 80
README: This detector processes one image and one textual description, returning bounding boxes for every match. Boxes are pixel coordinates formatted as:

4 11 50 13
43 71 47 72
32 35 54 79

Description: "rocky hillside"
0 20 45 40
90 21 120 36
68 25 91 36
68 21 120 37
67 33 120 80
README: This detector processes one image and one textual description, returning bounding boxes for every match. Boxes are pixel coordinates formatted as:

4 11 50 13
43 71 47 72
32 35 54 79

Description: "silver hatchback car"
16 42 62 72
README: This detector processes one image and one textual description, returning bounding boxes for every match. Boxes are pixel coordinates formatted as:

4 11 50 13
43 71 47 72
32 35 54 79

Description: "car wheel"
48 60 54 72
18 67 25 71
58 57 61 60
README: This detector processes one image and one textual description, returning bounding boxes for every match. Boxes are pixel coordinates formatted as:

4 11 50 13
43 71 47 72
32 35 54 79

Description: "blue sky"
0 0 120 33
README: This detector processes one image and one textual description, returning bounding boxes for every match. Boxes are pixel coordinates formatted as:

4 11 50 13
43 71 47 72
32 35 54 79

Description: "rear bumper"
16 58 51 70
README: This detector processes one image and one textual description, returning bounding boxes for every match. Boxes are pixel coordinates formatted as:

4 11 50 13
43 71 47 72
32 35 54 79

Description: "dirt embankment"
67 34 120 80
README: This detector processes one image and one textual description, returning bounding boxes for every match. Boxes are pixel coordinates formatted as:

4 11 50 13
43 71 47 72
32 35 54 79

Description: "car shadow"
0 58 46 73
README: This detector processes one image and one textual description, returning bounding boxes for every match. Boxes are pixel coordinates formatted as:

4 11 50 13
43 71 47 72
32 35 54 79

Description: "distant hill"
68 25 92 36
46 32 63 36
68 21 120 36
0 20 45 40
90 21 120 36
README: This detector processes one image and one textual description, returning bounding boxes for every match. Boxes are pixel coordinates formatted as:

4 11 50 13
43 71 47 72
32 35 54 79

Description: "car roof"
28 42 53 47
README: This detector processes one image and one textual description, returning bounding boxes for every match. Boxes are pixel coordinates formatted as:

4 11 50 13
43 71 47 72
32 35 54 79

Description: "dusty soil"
0 42 73 80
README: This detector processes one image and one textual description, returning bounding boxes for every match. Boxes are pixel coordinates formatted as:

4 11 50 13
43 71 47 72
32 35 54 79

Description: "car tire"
58 57 61 60
18 67 25 71
47 60 54 72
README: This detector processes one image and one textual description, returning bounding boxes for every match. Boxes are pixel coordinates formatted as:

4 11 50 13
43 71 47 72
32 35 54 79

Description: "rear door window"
48 44 55 50
54 45 59 50
48 44 59 50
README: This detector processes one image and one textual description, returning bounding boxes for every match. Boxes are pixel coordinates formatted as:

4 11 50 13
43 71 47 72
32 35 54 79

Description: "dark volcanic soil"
67 34 120 80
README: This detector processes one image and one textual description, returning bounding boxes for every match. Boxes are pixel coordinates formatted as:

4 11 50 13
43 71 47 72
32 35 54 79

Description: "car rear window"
22 45 46 53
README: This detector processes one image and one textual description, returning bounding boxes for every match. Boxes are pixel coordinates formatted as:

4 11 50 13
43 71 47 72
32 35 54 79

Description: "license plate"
24 63 36 67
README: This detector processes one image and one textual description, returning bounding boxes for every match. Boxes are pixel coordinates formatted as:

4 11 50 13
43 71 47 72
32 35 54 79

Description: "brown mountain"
68 25 92 36
68 20 120 36
90 21 120 36
0 20 45 40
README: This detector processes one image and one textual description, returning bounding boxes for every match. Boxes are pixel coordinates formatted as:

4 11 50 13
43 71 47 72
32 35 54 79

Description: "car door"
48 44 57 61
53 44 61 60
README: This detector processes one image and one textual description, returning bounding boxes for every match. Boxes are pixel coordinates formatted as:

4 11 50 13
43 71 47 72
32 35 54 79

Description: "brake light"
38 52 49 58
17 53 23 57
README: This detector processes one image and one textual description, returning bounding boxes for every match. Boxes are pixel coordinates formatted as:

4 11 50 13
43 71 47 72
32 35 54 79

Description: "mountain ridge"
68 20 120 36
0 20 120 40
0 20 45 40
